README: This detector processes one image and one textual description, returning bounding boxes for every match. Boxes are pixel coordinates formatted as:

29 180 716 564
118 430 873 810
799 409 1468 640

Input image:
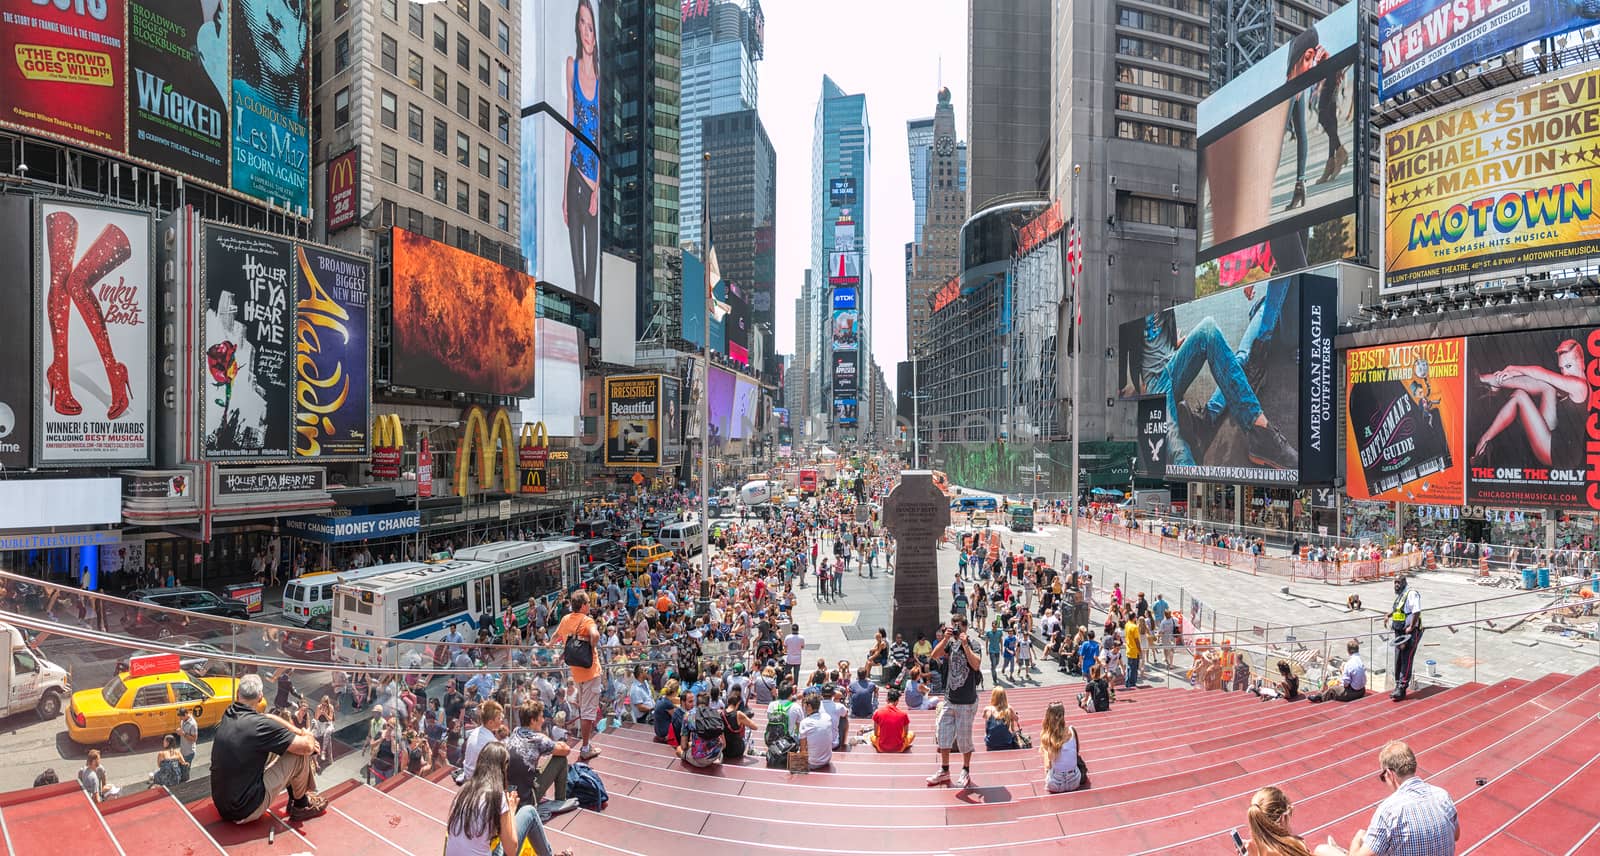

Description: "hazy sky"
757 0 969 381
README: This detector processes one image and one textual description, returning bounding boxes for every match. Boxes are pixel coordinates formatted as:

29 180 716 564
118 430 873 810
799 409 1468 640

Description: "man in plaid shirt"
1325 741 1459 856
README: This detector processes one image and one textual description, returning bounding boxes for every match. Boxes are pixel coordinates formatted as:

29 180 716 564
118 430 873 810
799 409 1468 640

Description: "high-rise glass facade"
809 75 871 438
679 0 763 248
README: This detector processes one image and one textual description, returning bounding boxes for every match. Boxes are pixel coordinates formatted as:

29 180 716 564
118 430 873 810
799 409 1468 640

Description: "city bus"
951 496 999 514
331 541 580 667
1007 503 1035 532
281 565 401 625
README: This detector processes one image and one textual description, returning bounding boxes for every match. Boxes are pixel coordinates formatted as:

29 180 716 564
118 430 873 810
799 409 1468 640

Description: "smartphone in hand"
1231 830 1247 855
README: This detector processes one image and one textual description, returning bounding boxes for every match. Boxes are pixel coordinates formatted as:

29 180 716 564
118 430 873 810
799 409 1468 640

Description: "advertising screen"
519 0 601 302
36 200 152 465
230 0 310 211
202 225 294 458
731 375 758 439
325 147 359 233
1379 0 1597 98
1344 337 1466 504
834 398 857 425
1383 66 1600 292
0 0 127 151
130 0 230 188
294 244 370 458
1466 327 1600 510
680 250 727 354
519 318 583 437
829 177 857 207
1196 1 1359 296
0 197 32 469
390 227 538 397
832 351 858 396
833 213 856 252
604 374 660 467
706 366 735 449
726 281 750 367
827 251 861 285
831 286 859 352
598 252 636 366
660 375 682 465
1121 274 1337 485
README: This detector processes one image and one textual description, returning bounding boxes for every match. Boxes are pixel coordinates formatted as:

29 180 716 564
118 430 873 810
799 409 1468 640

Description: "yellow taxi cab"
66 654 259 752
625 543 674 573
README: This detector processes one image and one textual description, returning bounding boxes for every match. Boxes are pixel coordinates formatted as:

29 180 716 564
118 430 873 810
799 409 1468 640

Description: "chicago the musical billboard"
202 224 294 458
1344 337 1467 504
604 374 661 467
294 244 370 459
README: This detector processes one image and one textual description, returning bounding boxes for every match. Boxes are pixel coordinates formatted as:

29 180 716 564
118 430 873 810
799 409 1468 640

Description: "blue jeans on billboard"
1289 93 1307 183
1147 318 1262 466
1204 280 1288 427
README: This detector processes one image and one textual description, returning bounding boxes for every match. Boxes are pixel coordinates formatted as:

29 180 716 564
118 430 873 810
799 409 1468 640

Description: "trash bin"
1521 569 1538 590
1537 567 1551 589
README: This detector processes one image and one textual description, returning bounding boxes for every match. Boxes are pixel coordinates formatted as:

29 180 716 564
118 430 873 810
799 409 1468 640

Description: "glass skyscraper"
810 75 871 439
679 0 764 248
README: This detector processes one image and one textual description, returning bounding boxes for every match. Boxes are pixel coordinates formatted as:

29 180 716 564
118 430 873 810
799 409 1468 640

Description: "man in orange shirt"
553 590 604 760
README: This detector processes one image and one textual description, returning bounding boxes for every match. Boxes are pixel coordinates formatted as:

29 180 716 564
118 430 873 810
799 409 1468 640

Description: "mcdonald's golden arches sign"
371 414 404 479
519 421 549 494
454 405 517 496
326 148 360 233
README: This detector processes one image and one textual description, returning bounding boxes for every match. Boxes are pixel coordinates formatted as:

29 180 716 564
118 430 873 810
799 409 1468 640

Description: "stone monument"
882 470 952 644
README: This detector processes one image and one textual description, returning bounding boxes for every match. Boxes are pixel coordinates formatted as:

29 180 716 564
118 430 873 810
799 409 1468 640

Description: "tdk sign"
832 289 857 310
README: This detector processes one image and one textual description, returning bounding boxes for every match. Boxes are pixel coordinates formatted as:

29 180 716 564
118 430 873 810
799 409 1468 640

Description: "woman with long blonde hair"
1037 701 1081 793
1243 786 1314 856
982 687 1022 750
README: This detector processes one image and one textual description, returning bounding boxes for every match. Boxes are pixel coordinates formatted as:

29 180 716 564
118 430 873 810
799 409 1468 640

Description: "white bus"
281 565 401 625
331 541 580 667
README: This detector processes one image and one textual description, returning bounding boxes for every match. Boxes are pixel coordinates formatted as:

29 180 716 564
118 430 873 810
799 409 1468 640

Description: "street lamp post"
414 421 460 558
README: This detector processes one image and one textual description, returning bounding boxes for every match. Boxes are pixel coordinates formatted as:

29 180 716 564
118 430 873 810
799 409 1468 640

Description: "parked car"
277 614 334 662
118 587 249 639
576 538 624 567
66 654 259 752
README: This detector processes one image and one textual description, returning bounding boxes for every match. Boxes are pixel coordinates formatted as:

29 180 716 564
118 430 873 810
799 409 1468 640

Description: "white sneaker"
954 769 971 789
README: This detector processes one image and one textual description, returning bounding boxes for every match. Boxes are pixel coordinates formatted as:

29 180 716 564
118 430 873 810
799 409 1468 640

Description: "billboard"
1383 66 1600 292
832 351 858 396
520 0 602 301
726 281 750 367
391 228 538 397
130 0 230 188
36 200 152 465
230 0 310 211
833 213 856 251
731 375 759 439
1466 327 1600 510
680 250 727 354
325 147 359 233
831 286 859 352
202 225 294 458
0 0 126 151
599 252 636 366
1196 1 1359 296
0 197 32 469
660 375 682 465
519 318 583 437
604 374 660 467
834 398 858 425
294 244 370 458
1379 0 1599 98
1120 274 1337 485
829 177 857 207
827 251 862 285
707 365 734 449
1344 338 1467 504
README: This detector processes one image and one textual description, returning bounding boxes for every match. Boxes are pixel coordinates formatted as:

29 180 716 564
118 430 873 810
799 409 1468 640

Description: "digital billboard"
827 251 862 285
390 228 538 397
294 244 370 459
731 375 759 440
599 252 636 366
833 213 856 252
834 398 858 425
832 351 859 396
660 375 682 465
520 0 602 302
519 318 583 437
1379 0 1599 98
726 280 750 367
1466 327 1600 510
230 0 310 211
1196 1 1359 296
680 250 727 354
604 373 660 467
202 225 294 458
829 177 857 207
0 197 33 470
130 0 230 188
325 147 359 233
1383 66 1600 292
831 286 859 352
36 200 153 465
1344 338 1466 504
1120 274 1337 485
0 0 126 151
706 365 734 450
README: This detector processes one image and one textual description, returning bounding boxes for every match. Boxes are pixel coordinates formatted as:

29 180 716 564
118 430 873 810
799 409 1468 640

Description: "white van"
658 521 705 555
0 623 70 720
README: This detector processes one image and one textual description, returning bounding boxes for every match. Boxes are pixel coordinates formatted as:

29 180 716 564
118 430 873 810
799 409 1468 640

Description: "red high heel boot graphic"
45 214 135 420
43 212 80 415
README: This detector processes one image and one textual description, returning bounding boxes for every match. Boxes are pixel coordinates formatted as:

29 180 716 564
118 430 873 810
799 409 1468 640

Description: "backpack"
765 701 793 744
687 727 723 765
566 762 608 810
765 734 799 768
1087 679 1111 713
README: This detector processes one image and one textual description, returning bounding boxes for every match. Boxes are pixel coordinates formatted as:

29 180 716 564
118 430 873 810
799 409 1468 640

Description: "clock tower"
906 88 967 363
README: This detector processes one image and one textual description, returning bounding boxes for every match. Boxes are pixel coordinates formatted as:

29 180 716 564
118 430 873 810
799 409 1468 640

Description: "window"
478 190 490 222
380 145 398 182
496 200 509 231
311 50 321 89
456 82 470 117
408 1 423 37
407 104 423 142
496 154 509 188
434 168 449 203
433 67 448 103
1115 119 1195 149
456 131 470 165
455 0 469 19
477 143 490 177
333 87 350 127
1118 193 1197 228
478 51 490 85
332 31 350 73
478 2 491 36
381 35 397 75
477 97 489 131
496 108 509 144
133 685 170 708
433 118 448 153
433 16 448 54
333 0 349 18
496 19 509 53
457 33 470 68
380 90 396 128
12 651 36 674
456 180 470 213
382 0 396 20
407 51 423 89
397 584 466 632
495 62 509 99
408 156 424 193
173 681 209 703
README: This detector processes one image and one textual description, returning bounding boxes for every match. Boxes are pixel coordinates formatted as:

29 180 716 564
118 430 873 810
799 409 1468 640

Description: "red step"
0 783 121 856
101 788 224 855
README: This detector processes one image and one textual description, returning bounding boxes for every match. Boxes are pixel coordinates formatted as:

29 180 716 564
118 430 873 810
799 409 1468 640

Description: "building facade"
702 109 777 378
1209 0 1347 91
905 88 967 361
679 0 764 249
967 0 1051 214
810 76 873 444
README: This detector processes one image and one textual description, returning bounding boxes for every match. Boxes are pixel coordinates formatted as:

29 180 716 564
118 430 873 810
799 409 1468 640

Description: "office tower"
810 76 872 443
702 109 777 377
905 88 966 361
679 0 764 248
967 0 1052 214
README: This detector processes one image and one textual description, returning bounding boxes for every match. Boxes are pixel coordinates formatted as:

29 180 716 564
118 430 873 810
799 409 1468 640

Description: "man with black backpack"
552 591 603 761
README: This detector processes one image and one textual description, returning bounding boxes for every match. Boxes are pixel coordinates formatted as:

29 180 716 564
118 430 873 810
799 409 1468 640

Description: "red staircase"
2 669 1597 854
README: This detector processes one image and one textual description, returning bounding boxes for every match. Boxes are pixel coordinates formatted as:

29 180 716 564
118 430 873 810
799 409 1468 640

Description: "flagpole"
1069 165 1081 578
700 152 712 578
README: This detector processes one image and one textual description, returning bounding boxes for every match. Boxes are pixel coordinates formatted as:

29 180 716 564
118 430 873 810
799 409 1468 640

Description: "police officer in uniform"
1390 575 1422 701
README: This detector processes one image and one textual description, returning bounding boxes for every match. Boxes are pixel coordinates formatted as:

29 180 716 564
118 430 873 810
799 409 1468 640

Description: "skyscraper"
967 0 1051 214
905 88 966 362
810 76 871 442
679 0 765 249
906 118 935 244
702 108 777 376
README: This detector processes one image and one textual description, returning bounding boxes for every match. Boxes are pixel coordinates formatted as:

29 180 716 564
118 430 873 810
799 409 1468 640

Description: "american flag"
1066 220 1083 326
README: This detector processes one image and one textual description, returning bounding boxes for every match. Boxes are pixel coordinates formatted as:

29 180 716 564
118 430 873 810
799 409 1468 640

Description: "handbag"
563 619 595 669
1074 753 1091 790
